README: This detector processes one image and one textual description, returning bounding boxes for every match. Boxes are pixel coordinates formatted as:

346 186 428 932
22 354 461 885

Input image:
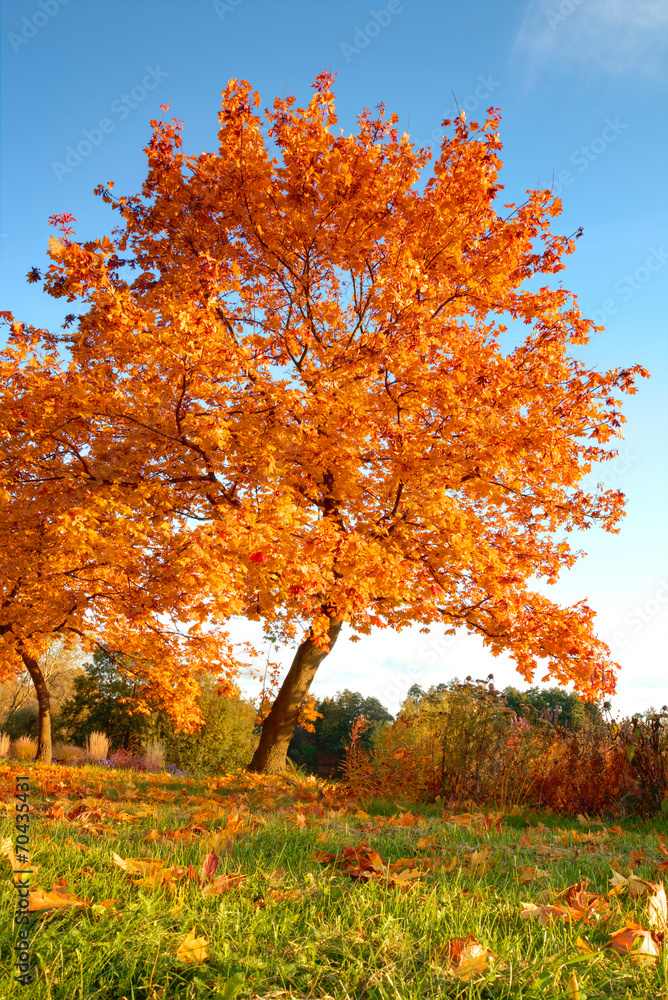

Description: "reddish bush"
525 722 638 815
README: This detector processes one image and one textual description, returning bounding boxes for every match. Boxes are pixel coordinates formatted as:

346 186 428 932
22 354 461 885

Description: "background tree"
503 685 603 728
287 689 393 776
4 73 648 773
0 637 85 739
56 650 154 753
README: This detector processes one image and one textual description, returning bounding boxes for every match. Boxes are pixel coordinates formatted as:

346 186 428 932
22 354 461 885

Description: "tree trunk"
247 615 342 774
22 651 52 764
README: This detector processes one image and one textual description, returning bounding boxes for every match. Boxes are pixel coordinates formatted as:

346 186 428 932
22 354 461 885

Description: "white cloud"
512 0 668 82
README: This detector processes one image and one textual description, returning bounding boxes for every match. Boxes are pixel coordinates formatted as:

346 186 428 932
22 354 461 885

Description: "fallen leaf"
200 848 219 884
520 901 570 924
176 927 209 964
201 872 248 896
470 847 490 873
29 881 88 915
112 852 165 876
437 934 493 981
519 866 551 883
607 923 661 963
416 835 436 851
647 883 667 931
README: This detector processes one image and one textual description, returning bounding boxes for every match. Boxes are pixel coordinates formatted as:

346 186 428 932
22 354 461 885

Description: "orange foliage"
1 71 649 733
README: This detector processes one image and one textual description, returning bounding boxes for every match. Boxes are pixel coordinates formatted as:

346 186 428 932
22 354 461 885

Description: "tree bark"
247 615 342 774
21 651 52 764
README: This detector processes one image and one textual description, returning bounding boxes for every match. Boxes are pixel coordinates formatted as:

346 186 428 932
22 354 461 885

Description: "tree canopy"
1 71 647 771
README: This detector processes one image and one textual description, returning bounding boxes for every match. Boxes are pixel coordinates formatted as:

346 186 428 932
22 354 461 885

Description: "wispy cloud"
512 0 668 82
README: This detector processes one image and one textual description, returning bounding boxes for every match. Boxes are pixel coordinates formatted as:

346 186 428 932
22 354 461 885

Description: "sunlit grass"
1 760 667 999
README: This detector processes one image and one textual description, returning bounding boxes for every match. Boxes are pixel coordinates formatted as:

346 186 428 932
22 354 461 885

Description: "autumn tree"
2 72 647 773
0 636 84 738
0 327 255 762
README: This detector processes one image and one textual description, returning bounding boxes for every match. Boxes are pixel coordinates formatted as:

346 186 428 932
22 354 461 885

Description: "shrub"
143 739 165 772
2 706 39 741
52 742 87 764
341 676 543 808
159 685 259 777
85 730 109 762
108 748 137 770
527 716 638 816
611 712 668 816
10 735 38 762
0 731 10 758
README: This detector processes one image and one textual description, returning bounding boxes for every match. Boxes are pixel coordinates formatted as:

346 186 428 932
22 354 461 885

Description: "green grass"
1 760 667 999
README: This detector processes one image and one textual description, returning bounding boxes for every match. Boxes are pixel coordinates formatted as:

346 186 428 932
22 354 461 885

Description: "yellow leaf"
176 926 210 964
112 852 165 875
566 972 580 999
520 901 569 924
470 847 490 873
416 835 436 851
647 882 667 931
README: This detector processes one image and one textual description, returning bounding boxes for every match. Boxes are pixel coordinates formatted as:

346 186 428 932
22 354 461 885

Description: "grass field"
1 759 667 999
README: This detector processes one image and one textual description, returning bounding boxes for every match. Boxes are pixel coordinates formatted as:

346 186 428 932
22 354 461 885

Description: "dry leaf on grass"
29 882 88 916
433 934 493 980
519 866 551 883
607 923 662 963
112 852 165 876
646 883 667 931
176 927 209 964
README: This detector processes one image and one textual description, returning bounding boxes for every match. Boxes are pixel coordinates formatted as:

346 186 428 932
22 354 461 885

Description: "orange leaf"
607 923 662 963
29 881 88 915
201 872 248 896
436 934 493 980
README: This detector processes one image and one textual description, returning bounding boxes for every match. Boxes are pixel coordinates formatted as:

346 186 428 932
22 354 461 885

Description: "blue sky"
1 0 667 719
